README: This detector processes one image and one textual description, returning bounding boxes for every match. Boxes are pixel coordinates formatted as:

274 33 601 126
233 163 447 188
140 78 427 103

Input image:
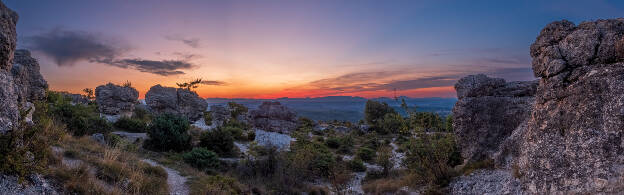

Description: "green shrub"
199 128 235 157
247 131 256 141
223 126 244 140
46 92 111 136
114 116 147 132
203 111 212 126
144 113 192 152
404 134 461 189
133 107 152 122
348 159 367 172
228 102 248 118
325 137 341 149
356 147 376 162
364 100 395 126
0 100 63 181
183 148 221 171
378 113 406 134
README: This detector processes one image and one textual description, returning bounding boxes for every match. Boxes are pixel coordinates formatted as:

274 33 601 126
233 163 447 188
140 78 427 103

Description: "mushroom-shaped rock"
95 83 139 121
145 85 207 121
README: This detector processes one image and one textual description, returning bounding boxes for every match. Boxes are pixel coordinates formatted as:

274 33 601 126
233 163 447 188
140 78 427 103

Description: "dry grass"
362 177 405 194
48 135 169 195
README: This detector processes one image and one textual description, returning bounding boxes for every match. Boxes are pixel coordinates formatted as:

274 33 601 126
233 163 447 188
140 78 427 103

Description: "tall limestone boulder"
453 74 537 163
517 19 624 193
12 49 48 103
249 101 297 133
145 85 207 121
0 1 18 133
95 83 139 121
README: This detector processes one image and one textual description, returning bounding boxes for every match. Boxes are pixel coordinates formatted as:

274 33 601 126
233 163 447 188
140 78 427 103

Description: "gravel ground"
142 159 189 195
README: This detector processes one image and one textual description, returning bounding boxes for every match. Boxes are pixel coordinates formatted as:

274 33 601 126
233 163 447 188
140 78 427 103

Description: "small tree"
227 102 248 118
82 88 94 100
376 146 394 176
176 78 203 91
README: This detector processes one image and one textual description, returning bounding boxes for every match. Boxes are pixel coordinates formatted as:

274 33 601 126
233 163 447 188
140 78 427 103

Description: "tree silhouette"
176 78 202 91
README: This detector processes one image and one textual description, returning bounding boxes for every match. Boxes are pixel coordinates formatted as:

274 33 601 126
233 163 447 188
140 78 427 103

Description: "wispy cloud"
165 35 200 48
27 28 197 76
201 80 227 86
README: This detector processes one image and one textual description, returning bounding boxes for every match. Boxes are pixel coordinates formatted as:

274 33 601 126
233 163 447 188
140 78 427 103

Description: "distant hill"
205 96 457 122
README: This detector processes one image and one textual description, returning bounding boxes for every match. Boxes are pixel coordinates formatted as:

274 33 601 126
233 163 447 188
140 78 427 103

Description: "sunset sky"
5 0 624 98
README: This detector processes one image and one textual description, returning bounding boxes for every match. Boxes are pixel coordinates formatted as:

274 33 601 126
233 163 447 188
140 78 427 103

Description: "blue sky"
4 0 624 98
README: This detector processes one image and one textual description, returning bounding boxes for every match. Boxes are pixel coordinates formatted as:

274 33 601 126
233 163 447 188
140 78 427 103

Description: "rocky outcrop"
12 49 48 103
0 1 17 71
0 2 18 133
516 19 624 193
249 102 297 133
95 83 138 121
450 170 522 195
145 85 207 121
453 74 537 163
210 105 230 126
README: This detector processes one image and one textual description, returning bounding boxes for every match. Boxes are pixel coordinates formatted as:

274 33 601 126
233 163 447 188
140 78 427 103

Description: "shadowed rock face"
145 85 207 121
12 49 48 103
0 2 18 133
518 19 624 193
453 74 538 163
249 102 297 133
95 83 138 118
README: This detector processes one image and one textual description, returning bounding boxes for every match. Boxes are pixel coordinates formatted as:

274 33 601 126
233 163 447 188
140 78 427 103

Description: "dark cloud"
200 80 227 86
27 28 197 76
27 28 121 66
105 59 194 76
165 35 200 48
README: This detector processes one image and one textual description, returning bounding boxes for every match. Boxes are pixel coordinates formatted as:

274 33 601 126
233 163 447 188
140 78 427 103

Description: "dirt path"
142 159 189 195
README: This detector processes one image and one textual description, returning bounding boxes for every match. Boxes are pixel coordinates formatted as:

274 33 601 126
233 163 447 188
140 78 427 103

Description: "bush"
46 92 111 136
0 100 64 181
114 116 147 132
203 111 212 126
223 126 244 140
356 147 376 162
246 131 256 141
364 100 395 126
144 113 192 152
199 128 235 157
325 137 341 149
183 148 221 171
378 113 406 134
348 159 367 172
133 107 152 122
404 134 461 189
228 102 248 118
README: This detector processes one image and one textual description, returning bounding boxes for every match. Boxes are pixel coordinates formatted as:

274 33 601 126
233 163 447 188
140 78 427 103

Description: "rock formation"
452 19 624 194
12 49 48 103
210 105 230 126
95 83 138 121
249 101 297 133
453 74 537 163
145 84 207 121
517 19 624 193
0 2 18 133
